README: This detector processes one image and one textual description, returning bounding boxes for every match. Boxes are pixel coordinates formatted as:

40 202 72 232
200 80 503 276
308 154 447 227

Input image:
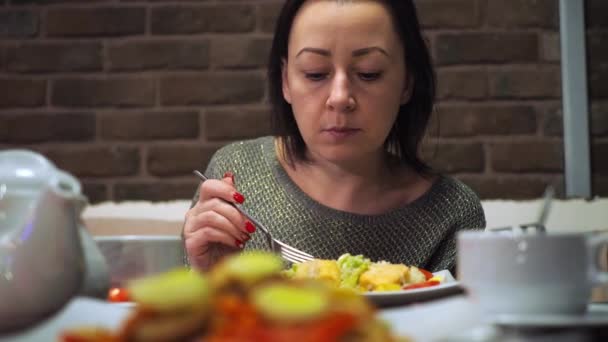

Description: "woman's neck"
276 139 428 215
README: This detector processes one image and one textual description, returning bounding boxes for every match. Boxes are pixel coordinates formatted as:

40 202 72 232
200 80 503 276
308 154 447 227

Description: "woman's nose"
326 73 356 112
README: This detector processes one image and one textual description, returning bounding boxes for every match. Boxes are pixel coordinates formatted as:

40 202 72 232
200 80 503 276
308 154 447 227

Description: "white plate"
487 304 608 328
364 270 463 307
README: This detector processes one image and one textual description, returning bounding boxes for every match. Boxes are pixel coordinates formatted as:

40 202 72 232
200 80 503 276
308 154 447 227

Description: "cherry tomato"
402 280 440 290
419 268 434 281
107 287 130 302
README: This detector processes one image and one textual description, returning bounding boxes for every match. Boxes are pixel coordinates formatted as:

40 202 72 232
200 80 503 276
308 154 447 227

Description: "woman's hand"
183 172 255 271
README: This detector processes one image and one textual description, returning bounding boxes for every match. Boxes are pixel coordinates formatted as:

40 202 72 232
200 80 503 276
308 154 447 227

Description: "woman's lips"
322 127 360 139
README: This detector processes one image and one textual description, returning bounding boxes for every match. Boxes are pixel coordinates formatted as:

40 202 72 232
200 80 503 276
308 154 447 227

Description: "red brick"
43 146 140 177
0 112 95 143
5 42 102 72
0 78 46 107
210 37 271 69
416 0 480 28
586 0 608 29
100 111 199 141
151 5 254 34
258 2 282 33
160 72 264 105
107 40 209 71
541 33 560 62
457 175 558 199
424 142 484 173
541 103 562 137
46 7 145 37
114 181 199 202
593 176 608 197
205 107 271 140
147 144 218 176
436 105 537 137
590 65 608 100
0 9 38 38
436 68 487 100
435 33 538 65
592 142 608 174
591 102 608 137
587 32 608 71
490 141 563 172
15 0 109 3
52 78 155 107
489 67 561 99
485 0 558 28
82 182 108 205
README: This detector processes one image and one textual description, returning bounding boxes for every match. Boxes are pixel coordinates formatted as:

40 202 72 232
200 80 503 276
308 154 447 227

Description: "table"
1 296 607 341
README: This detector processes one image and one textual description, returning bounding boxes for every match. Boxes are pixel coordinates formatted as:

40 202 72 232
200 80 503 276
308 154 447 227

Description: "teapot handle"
589 232 608 285
54 170 89 213
54 170 82 195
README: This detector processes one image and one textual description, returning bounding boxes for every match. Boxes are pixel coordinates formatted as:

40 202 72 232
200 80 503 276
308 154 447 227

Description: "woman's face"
282 0 410 164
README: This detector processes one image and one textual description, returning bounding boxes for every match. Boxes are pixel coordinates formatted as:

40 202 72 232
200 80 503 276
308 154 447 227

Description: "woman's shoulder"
204 136 274 178
432 174 486 228
212 136 273 158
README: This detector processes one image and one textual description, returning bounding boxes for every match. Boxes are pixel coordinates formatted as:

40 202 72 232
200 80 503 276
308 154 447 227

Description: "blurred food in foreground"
284 253 441 291
61 252 410 342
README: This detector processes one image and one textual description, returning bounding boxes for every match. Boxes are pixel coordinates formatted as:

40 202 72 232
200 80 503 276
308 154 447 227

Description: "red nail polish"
223 171 235 183
233 192 245 204
235 239 244 248
245 221 256 233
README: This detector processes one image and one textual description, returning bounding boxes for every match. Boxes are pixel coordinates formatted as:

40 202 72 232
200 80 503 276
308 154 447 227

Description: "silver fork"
193 170 314 263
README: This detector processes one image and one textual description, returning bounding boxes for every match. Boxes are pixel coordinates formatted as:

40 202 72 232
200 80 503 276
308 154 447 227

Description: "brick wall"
0 0 606 203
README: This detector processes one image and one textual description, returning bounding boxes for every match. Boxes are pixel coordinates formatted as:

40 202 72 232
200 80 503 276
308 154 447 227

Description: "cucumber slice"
252 283 329 322
128 268 210 313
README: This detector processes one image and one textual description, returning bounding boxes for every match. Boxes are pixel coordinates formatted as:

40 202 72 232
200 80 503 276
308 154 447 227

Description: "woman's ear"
400 73 414 105
281 58 292 104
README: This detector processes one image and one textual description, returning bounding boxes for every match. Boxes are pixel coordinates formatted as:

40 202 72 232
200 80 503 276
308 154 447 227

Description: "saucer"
487 304 608 328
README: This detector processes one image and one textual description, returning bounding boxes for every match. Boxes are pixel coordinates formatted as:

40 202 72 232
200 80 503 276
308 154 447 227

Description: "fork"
193 170 314 263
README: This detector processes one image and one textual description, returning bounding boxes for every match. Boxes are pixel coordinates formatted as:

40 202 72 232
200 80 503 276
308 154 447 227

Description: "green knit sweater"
190 136 485 273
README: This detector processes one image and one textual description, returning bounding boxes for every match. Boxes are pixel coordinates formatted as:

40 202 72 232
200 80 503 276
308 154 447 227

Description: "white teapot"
0 150 109 333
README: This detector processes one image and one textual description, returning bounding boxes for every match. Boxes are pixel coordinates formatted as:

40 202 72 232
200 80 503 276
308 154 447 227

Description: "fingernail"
235 239 244 249
223 171 235 183
233 192 245 204
245 221 256 233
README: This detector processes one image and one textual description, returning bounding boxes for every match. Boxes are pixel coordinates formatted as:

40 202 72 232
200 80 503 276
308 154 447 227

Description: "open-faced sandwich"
284 253 442 292
60 252 410 342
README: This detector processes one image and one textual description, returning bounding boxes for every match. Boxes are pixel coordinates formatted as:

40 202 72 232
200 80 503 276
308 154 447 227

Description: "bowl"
94 235 185 287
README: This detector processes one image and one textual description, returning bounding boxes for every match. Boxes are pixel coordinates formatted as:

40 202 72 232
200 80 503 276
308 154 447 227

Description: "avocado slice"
251 283 329 322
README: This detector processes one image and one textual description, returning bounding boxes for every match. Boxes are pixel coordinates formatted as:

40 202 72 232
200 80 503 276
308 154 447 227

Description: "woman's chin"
310 146 378 165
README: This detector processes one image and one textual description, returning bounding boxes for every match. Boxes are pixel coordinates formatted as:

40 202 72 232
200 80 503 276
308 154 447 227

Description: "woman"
183 0 485 273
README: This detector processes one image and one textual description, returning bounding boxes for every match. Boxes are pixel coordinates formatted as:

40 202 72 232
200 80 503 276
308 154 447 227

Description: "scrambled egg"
291 259 341 286
359 262 409 291
286 254 433 292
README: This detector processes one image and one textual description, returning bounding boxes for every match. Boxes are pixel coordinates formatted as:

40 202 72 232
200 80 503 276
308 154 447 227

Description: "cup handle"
589 232 608 285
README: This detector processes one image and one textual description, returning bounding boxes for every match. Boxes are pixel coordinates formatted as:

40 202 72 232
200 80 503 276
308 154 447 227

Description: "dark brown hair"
268 0 436 174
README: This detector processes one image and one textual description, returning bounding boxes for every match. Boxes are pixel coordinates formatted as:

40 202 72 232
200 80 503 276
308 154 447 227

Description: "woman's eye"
358 72 382 81
305 73 328 81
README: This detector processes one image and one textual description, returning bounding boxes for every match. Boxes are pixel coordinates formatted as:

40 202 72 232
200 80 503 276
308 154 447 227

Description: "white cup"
457 231 608 315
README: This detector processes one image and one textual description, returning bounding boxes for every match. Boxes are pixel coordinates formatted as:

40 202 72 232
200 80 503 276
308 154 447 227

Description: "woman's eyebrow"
352 46 389 57
296 47 330 58
295 46 389 58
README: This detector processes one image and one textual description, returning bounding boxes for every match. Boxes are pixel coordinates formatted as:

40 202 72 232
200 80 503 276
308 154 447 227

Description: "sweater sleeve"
424 193 486 275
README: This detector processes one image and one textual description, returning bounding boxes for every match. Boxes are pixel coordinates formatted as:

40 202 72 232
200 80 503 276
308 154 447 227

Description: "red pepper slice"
402 280 440 290
419 268 434 281
107 287 131 302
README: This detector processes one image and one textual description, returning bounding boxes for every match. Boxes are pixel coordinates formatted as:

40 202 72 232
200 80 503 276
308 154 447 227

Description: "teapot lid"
0 149 59 192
